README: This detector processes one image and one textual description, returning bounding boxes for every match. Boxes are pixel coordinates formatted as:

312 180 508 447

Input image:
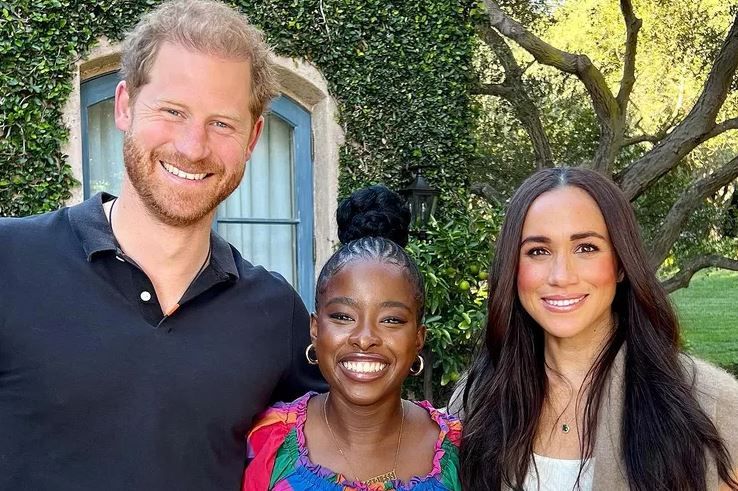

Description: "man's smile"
161 161 210 180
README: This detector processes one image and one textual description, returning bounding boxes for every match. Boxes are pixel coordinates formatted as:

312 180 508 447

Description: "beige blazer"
592 349 738 489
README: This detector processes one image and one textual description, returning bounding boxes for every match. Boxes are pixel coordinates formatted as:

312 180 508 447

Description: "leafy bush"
405 193 503 403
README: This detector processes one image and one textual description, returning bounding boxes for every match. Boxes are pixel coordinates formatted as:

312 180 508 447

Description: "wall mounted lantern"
399 166 439 239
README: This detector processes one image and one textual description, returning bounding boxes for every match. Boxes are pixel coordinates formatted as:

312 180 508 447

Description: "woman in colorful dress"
243 185 461 491
458 167 738 490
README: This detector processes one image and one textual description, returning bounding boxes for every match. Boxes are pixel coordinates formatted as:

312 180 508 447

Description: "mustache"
152 149 219 174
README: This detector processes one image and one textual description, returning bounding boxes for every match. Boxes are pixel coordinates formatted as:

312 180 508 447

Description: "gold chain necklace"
322 393 406 485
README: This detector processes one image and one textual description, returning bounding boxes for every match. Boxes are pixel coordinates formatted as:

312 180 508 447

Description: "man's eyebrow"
156 99 243 122
211 111 244 123
156 98 187 109
324 296 359 308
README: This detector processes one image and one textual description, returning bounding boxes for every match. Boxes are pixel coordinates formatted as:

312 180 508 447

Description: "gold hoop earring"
305 343 318 365
410 354 424 376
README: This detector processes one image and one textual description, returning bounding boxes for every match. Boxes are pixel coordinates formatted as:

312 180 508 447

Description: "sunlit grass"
670 269 738 372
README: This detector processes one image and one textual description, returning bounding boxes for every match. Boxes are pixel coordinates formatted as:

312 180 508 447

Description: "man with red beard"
0 1 324 490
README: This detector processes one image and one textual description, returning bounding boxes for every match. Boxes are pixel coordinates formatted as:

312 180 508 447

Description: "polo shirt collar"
208 230 239 281
68 192 239 281
69 192 118 260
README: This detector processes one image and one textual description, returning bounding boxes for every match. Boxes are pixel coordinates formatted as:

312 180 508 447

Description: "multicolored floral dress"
243 392 462 491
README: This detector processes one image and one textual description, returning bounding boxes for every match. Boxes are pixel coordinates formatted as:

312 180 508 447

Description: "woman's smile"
311 259 425 406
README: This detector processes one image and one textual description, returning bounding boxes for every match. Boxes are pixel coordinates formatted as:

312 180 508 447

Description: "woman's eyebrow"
380 301 411 312
324 296 359 308
570 231 607 241
520 235 550 246
521 231 607 247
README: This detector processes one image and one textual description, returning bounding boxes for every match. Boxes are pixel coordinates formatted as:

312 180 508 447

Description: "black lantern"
400 167 439 238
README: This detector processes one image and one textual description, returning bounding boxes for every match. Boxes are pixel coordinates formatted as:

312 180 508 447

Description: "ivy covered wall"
0 0 478 215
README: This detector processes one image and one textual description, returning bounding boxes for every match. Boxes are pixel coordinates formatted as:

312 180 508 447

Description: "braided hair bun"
336 185 411 247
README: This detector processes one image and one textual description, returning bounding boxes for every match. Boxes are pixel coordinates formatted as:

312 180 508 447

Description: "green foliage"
0 1 145 216
547 0 737 128
240 0 479 211
405 194 503 401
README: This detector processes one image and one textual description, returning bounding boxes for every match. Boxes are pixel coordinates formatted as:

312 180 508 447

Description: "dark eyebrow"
570 231 607 241
380 301 412 312
324 296 359 308
520 235 550 247
521 231 607 247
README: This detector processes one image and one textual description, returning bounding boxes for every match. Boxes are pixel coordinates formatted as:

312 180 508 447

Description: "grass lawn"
670 268 738 370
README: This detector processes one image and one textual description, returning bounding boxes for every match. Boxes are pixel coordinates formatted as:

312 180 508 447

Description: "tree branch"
621 128 668 147
661 255 738 293
475 22 554 169
622 133 661 146
616 0 642 111
649 154 738 266
471 83 513 97
482 0 579 74
618 13 738 200
476 22 522 79
470 182 503 206
482 0 622 173
703 116 738 140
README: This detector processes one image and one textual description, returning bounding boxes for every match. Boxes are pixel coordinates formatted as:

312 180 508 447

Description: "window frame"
80 71 122 199
213 96 315 308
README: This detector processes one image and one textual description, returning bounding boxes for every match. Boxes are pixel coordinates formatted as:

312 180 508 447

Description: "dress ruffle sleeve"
243 397 304 491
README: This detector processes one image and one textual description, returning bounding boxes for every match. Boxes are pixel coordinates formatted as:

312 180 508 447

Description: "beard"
122 131 245 227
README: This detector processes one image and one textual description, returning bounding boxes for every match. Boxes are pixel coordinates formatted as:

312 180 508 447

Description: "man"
0 1 324 489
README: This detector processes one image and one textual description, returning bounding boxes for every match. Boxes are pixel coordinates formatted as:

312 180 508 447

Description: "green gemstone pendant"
562 424 571 433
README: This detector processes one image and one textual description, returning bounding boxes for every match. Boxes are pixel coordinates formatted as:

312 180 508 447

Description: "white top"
521 453 594 491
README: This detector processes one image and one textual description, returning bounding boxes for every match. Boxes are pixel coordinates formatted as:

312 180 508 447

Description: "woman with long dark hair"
459 167 738 490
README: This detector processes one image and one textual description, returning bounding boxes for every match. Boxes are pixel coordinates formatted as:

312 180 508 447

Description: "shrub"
405 193 503 403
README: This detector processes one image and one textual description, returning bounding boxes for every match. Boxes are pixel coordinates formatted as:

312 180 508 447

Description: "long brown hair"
460 167 737 490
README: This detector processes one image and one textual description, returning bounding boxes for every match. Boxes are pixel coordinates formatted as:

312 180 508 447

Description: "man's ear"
114 81 133 132
243 115 264 162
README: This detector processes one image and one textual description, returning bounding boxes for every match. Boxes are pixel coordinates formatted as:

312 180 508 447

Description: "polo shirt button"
140 291 152 302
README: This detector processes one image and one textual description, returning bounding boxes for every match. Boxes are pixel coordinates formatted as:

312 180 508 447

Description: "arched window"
80 72 315 307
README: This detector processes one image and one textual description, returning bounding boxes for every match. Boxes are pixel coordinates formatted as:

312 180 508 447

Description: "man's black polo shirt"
0 194 325 490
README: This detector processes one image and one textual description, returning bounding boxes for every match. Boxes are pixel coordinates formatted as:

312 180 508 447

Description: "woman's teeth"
341 361 387 373
544 296 585 307
162 162 207 180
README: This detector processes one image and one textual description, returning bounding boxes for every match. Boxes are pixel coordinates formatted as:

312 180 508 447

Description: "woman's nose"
548 253 578 286
348 321 381 350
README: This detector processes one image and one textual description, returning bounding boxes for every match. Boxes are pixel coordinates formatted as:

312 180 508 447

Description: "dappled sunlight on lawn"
671 269 738 371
